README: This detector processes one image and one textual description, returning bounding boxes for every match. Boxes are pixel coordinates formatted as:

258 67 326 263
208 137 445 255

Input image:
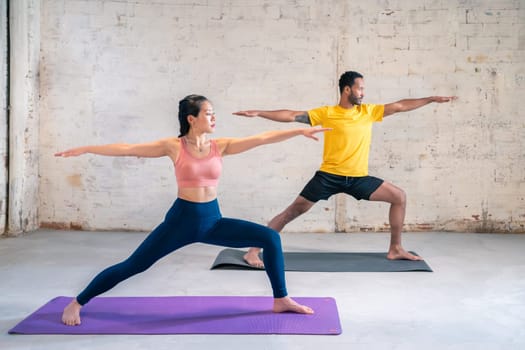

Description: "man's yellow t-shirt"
308 104 384 177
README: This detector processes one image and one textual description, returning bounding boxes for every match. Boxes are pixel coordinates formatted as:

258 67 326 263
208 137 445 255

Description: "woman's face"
192 100 216 134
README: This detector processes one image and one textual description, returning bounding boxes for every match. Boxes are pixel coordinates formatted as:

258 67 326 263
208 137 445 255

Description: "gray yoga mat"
211 248 432 272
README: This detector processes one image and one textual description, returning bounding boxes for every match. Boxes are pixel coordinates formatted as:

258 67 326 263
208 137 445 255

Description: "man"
234 71 457 268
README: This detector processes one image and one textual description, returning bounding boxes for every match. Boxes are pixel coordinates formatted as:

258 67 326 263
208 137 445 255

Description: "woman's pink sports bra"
175 138 223 188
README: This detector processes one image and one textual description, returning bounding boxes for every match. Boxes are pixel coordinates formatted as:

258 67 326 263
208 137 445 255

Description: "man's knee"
372 182 406 205
395 188 406 206
287 201 312 219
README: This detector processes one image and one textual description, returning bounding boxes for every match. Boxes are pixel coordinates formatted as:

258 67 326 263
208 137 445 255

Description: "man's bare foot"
243 249 264 269
387 246 423 261
273 296 314 314
62 299 82 326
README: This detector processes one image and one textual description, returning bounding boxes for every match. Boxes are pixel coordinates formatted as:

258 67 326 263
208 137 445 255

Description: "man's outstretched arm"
383 96 457 117
233 110 311 125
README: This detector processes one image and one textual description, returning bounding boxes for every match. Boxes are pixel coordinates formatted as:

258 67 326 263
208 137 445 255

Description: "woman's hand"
54 139 176 159
54 147 86 157
302 127 331 141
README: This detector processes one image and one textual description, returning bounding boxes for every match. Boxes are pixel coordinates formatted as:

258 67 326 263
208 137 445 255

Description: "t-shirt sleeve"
369 104 385 122
307 106 328 126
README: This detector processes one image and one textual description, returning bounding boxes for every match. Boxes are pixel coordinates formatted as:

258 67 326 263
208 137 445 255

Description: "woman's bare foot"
243 248 264 269
273 296 314 314
387 245 423 261
62 299 82 326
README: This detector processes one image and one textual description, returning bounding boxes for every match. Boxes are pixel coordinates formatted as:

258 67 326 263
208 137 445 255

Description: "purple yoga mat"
9 296 342 335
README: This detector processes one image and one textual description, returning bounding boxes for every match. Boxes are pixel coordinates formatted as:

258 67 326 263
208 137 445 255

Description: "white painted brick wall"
37 0 525 233
0 0 7 232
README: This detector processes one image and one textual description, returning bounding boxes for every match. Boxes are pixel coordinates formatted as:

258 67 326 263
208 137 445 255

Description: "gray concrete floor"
1 229 524 350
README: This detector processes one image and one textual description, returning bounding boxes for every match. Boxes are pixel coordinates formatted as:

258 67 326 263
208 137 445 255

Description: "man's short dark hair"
339 71 363 93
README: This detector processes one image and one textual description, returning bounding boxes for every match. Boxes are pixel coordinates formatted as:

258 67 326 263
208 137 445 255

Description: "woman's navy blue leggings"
76 198 287 305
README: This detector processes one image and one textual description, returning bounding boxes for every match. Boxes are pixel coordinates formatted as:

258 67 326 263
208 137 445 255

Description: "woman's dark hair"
178 94 208 137
338 71 363 93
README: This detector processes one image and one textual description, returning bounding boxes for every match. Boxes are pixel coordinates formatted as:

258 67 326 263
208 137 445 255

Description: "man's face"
347 78 365 105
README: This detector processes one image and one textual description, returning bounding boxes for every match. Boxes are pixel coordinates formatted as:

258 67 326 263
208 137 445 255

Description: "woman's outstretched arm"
218 127 330 156
54 138 177 158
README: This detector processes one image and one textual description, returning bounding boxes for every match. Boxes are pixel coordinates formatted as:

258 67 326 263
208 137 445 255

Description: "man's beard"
348 94 362 105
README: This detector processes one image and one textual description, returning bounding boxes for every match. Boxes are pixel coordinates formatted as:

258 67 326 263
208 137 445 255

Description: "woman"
56 94 329 326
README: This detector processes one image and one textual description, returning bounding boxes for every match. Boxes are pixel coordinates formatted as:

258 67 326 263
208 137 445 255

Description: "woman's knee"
260 228 282 250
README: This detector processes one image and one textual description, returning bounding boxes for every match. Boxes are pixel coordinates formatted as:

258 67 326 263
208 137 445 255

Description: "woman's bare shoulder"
160 136 182 158
212 137 234 154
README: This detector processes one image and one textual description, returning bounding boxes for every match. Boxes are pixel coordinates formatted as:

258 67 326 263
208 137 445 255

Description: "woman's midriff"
177 186 218 203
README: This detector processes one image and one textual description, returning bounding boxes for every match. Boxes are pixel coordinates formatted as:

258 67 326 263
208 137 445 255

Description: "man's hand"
233 110 259 117
432 96 458 103
384 96 458 117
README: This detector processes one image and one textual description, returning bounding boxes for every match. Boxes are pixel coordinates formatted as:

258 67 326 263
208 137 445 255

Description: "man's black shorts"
299 171 384 202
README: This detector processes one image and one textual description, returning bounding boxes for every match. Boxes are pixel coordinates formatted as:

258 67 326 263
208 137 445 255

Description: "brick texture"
38 0 525 233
